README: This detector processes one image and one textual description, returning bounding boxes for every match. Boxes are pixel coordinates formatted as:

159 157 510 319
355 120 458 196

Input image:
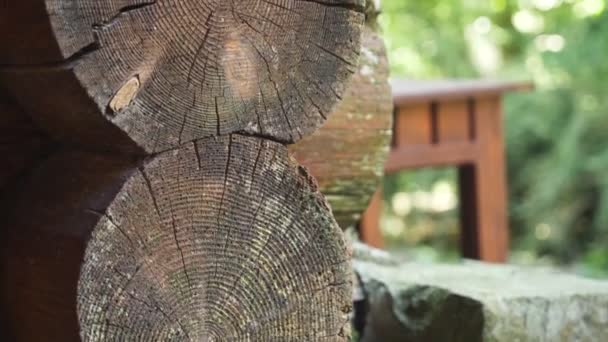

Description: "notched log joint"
0 2 158 73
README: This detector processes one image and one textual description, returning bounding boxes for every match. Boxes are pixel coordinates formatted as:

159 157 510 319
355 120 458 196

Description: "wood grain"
78 135 351 341
1 135 352 341
290 24 393 230
0 2 364 339
0 0 364 152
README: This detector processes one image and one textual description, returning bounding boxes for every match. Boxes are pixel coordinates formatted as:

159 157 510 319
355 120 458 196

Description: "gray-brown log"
0 0 364 153
289 19 393 230
1 135 352 341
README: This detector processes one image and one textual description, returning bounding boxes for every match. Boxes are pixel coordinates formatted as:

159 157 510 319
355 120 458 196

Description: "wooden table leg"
459 97 509 262
459 164 480 258
359 190 385 248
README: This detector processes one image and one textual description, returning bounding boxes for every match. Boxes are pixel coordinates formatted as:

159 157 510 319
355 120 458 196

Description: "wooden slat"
394 104 432 147
384 142 478 173
363 79 521 260
438 100 470 143
391 79 534 106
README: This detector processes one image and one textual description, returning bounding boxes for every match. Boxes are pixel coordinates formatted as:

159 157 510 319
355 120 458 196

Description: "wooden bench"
359 79 533 262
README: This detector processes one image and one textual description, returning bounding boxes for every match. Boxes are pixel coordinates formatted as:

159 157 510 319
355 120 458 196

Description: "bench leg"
459 98 509 262
359 190 385 248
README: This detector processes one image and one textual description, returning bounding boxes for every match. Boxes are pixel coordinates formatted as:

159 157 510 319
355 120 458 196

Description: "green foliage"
380 0 608 275
351 330 360 342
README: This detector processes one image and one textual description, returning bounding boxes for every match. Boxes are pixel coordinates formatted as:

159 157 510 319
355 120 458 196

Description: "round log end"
37 0 365 152
78 134 353 340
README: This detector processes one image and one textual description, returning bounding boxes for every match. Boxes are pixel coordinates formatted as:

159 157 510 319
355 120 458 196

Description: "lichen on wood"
290 23 393 230
78 135 352 341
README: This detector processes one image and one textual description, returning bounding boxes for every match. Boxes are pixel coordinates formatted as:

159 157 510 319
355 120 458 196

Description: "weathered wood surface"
290 22 392 230
80 135 351 341
0 0 364 153
1 136 352 341
0 1 367 340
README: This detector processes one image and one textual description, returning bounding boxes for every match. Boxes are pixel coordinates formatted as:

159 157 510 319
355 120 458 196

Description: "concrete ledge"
354 246 608 342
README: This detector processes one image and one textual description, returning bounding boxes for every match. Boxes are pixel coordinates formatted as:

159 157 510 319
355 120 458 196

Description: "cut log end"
77 135 352 341
2 1 365 152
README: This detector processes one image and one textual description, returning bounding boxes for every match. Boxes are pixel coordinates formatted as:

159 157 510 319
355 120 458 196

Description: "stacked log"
0 1 368 340
290 2 393 230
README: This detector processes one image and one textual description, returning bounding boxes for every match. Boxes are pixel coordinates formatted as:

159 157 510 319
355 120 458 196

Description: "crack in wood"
92 1 158 31
0 42 99 72
0 2 158 72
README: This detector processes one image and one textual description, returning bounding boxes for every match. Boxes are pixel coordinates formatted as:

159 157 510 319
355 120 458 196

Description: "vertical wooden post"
460 97 509 262
359 190 385 248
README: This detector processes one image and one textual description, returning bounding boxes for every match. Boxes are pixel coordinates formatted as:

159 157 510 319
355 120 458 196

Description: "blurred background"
378 0 608 277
